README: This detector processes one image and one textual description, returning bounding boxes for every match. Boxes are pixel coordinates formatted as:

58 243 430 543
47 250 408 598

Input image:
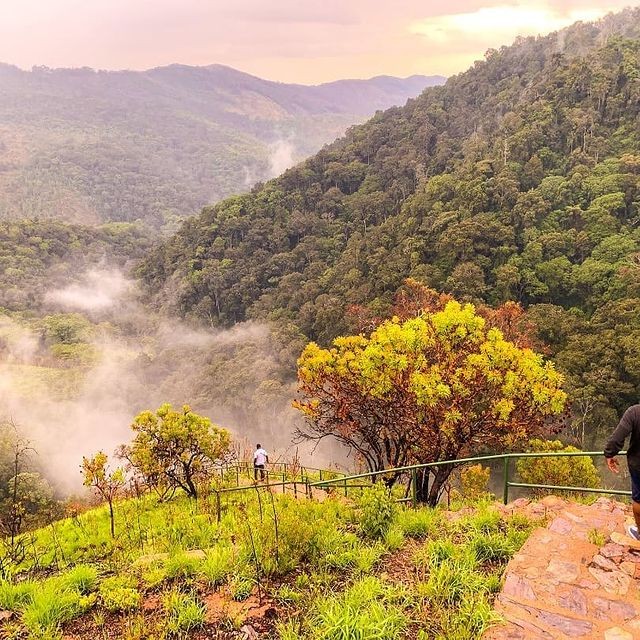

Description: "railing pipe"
507 482 631 497
221 452 628 506
411 468 418 509
503 457 510 505
309 451 626 488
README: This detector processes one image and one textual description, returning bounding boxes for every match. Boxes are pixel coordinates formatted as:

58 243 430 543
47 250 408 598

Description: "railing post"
411 468 417 509
503 456 510 505
344 477 348 497
319 469 323 482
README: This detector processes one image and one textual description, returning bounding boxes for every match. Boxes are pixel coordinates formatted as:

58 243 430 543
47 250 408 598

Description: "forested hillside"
0 220 155 311
0 64 442 230
142 9 640 443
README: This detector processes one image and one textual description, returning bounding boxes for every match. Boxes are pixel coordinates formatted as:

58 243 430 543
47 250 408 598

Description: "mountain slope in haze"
0 64 444 229
141 8 640 439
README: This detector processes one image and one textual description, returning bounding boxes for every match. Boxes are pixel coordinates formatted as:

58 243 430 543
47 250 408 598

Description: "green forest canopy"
141 9 640 443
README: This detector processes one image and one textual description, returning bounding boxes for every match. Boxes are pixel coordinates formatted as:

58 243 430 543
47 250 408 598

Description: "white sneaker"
627 525 640 541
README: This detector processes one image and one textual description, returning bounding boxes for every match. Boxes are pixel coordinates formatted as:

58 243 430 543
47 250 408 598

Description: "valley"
0 5 639 639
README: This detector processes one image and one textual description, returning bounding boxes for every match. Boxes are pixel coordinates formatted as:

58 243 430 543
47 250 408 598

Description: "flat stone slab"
484 498 640 639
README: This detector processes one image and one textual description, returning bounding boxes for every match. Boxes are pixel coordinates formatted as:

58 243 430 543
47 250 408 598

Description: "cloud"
268 139 296 178
44 269 133 313
410 4 607 43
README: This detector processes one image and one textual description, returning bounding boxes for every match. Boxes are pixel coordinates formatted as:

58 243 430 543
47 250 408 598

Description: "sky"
0 0 639 83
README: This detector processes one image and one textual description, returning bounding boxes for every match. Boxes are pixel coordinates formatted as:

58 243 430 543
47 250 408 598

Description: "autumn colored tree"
349 279 541 351
125 404 230 500
294 299 567 505
81 452 125 538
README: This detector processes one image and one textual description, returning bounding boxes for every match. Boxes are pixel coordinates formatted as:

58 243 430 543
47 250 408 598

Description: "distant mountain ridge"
0 63 444 229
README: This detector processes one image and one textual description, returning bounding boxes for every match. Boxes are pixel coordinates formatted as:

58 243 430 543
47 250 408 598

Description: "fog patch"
44 269 133 313
268 139 296 178
0 268 342 494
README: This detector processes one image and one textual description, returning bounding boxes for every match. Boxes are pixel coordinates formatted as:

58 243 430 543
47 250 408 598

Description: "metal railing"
308 451 630 507
214 461 346 488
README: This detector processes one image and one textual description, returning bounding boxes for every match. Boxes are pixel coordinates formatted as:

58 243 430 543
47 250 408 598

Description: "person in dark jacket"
604 405 640 540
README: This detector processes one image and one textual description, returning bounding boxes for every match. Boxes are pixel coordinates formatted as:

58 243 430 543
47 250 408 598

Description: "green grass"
163 589 205 635
311 577 409 640
198 545 235 586
0 579 36 610
21 576 95 637
0 483 535 639
396 507 442 538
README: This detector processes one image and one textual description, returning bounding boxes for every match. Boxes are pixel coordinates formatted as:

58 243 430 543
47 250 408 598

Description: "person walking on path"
253 444 268 482
604 404 640 540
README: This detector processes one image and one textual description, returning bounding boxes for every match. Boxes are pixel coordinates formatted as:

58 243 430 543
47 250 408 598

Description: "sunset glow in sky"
1 0 638 82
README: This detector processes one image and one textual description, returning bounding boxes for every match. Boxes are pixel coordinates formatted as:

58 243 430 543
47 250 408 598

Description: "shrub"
142 566 167 590
164 552 202 580
354 544 385 573
414 539 456 569
588 528 606 546
274 585 303 605
516 439 600 495
418 557 482 606
99 576 141 612
383 526 405 551
276 619 304 640
199 546 234 586
314 528 360 570
230 576 254 601
470 533 515 564
460 464 492 500
356 483 396 540
58 565 98 594
22 583 93 636
465 507 502 535
436 593 501 640
395 507 440 539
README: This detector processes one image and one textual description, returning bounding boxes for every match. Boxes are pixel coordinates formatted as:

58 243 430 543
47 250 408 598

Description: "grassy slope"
0 481 534 640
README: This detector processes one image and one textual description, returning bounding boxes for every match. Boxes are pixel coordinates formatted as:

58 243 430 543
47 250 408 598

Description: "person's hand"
607 457 620 474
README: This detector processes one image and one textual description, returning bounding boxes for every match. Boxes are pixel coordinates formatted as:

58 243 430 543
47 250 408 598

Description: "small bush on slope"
99 576 141 612
163 589 205 635
356 483 396 540
516 439 600 495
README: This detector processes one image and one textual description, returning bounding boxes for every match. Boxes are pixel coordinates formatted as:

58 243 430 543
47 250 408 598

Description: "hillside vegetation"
0 470 534 640
0 220 154 311
0 64 442 229
142 9 640 444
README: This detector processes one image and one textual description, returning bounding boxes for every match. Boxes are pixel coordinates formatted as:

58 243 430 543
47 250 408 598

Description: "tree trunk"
426 466 452 507
108 500 115 538
185 474 198 499
415 469 430 503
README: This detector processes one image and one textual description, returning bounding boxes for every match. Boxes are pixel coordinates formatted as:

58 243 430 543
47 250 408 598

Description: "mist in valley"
0 268 341 496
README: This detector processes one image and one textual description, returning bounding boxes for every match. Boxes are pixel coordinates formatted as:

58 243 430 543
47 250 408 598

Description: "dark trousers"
254 464 265 481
